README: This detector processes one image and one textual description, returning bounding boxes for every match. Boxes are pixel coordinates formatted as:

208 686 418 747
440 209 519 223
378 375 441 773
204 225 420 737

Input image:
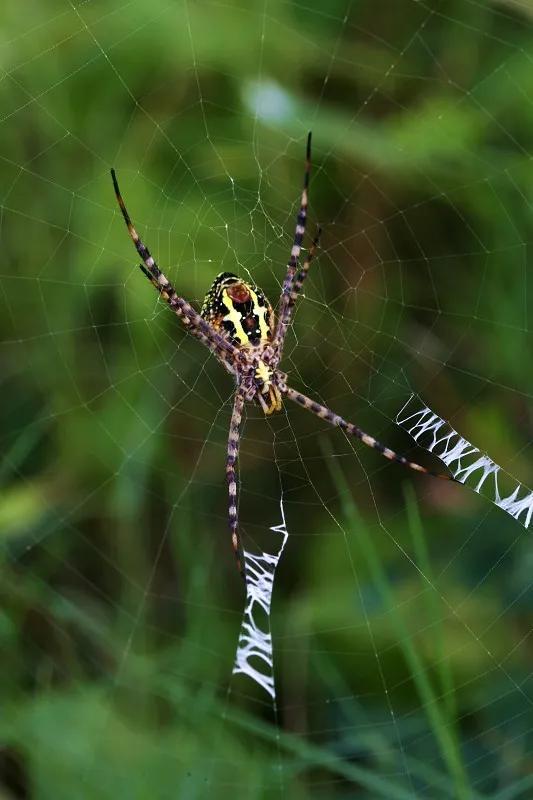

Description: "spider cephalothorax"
111 133 453 581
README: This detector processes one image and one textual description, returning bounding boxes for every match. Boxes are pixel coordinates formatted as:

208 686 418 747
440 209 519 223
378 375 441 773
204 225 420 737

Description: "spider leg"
111 169 241 367
135 266 237 378
272 132 312 356
276 225 321 349
283 385 454 481
227 387 247 579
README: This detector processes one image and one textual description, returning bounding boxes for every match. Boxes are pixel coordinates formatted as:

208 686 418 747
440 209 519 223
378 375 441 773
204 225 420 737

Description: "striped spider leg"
271 132 313 361
227 387 246 577
280 384 454 481
111 169 242 375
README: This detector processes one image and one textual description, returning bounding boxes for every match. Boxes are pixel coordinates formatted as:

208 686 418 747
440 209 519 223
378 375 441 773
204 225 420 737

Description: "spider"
111 134 453 581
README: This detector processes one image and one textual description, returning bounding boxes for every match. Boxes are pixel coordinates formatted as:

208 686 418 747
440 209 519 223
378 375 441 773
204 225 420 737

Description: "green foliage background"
1 1 532 797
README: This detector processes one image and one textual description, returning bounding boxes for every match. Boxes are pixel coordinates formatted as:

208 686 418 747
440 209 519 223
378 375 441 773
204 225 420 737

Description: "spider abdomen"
201 272 274 347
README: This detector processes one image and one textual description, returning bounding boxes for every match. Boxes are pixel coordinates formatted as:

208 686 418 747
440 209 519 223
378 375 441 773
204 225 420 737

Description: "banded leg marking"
227 388 246 579
284 386 454 481
273 227 321 361
288 226 321 311
111 169 240 364
273 132 312 353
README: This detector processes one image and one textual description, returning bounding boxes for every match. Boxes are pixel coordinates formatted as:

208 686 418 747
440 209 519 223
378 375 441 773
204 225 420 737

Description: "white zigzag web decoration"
396 395 533 529
232 501 289 698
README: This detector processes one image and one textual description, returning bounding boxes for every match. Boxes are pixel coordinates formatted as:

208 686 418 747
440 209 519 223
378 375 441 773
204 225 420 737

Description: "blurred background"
1 0 533 797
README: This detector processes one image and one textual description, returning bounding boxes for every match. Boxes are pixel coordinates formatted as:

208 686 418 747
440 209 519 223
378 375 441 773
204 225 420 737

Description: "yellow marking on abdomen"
249 288 271 342
221 289 250 346
221 286 271 346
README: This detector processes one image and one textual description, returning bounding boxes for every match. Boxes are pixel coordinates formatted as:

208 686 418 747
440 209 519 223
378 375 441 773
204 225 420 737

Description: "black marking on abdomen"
222 320 238 341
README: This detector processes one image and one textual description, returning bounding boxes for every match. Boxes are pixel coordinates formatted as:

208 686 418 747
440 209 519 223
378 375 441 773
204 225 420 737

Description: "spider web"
1 0 532 797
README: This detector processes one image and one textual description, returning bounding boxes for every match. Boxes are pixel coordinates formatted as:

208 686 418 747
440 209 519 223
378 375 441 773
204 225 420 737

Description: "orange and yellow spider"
111 134 453 581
